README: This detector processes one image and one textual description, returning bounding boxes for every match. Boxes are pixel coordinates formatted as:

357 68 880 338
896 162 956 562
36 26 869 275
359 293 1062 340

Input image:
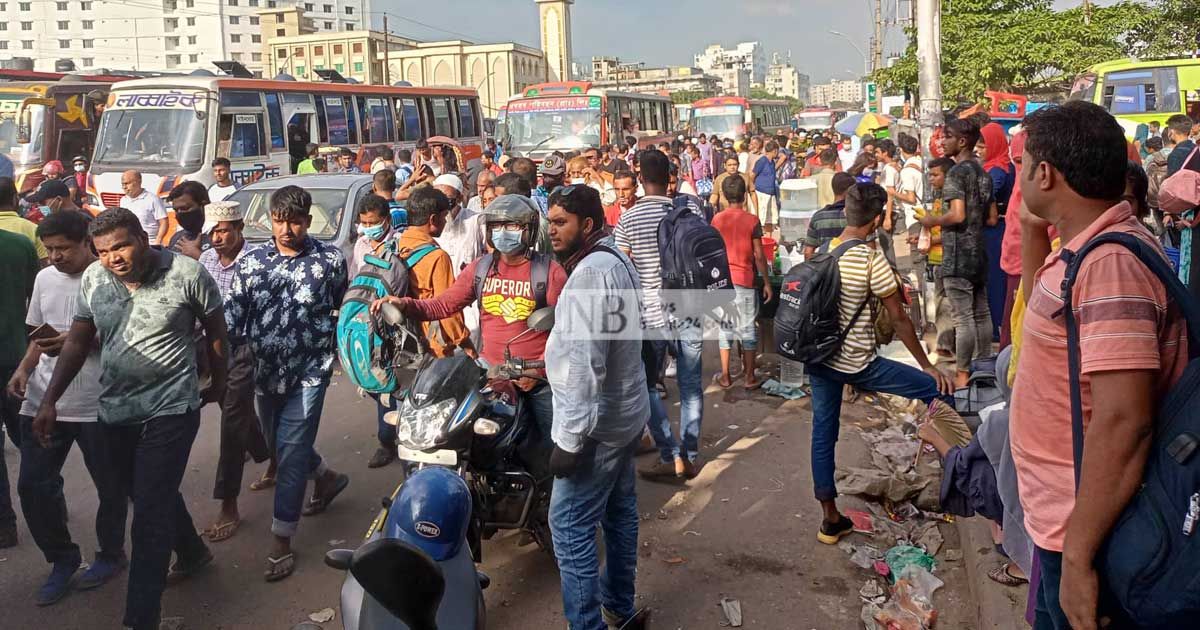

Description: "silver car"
226 173 376 262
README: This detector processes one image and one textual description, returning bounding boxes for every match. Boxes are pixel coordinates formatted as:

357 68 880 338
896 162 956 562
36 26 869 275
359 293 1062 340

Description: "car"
226 173 375 262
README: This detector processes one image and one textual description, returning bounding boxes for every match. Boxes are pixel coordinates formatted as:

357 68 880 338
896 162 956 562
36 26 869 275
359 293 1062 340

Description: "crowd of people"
0 94 1188 630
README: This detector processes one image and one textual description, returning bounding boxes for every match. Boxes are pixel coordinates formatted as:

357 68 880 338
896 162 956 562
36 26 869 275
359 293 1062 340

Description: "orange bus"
690 96 791 140
502 81 673 161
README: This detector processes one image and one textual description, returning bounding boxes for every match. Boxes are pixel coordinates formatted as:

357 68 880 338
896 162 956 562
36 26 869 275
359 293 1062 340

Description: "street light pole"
916 0 943 157
828 30 870 78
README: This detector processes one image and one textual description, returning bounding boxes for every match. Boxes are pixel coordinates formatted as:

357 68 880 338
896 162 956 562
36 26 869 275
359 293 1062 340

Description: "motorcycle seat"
350 538 445 630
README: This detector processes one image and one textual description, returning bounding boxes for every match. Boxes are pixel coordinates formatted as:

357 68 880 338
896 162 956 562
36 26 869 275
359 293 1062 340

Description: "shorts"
754 191 779 226
718 285 760 351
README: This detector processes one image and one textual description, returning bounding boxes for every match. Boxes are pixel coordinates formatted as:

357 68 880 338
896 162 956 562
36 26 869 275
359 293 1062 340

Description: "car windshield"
93 107 206 169
233 186 349 242
0 96 45 166
506 108 602 152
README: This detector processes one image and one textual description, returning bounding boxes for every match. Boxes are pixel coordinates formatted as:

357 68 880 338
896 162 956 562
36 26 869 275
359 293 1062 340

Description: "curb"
954 515 1028 630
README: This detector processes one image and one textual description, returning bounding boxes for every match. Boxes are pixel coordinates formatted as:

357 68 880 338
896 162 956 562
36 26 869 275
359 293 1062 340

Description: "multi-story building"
694 41 766 84
0 0 369 76
383 40 548 116
265 27 414 85
590 65 721 96
809 79 864 107
765 59 807 102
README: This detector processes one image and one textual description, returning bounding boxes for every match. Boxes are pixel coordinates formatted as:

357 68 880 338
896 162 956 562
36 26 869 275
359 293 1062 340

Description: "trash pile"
834 394 971 629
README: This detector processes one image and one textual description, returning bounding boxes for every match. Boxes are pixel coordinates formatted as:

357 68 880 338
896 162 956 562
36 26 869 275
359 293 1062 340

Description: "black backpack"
775 239 868 364
1061 232 1200 626
657 196 734 321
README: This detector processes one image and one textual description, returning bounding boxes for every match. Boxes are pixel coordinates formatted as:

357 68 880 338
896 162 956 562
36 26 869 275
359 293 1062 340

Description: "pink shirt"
1009 202 1187 552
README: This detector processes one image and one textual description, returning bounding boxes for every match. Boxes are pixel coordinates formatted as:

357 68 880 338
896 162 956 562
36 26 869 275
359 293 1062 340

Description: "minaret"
537 0 574 82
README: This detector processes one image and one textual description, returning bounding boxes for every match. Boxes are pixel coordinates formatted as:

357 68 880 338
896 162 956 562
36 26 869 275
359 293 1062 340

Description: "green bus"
1071 57 1200 136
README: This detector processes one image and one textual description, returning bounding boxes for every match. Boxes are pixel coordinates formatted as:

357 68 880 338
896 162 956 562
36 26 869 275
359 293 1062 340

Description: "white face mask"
570 178 585 185
74 164 86 173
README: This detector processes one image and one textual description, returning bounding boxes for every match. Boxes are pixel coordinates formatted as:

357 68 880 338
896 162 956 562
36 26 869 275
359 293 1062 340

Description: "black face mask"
176 210 205 235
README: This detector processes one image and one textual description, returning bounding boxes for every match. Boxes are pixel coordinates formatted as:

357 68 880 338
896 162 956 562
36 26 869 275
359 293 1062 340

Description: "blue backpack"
657 196 733 322
337 242 437 394
1061 232 1200 626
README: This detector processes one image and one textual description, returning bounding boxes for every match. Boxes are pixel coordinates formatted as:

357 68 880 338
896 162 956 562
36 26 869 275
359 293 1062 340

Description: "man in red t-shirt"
710 174 773 389
604 171 639 227
375 195 566 441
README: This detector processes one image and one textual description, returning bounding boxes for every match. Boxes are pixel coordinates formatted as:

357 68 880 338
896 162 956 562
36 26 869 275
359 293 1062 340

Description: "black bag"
657 196 734 321
775 239 868 364
1061 231 1200 626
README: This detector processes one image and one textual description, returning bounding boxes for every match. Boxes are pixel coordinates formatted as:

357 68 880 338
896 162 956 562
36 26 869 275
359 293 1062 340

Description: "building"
590 64 721 96
383 40 548 116
537 0 573 82
266 27 415 85
710 67 750 97
694 41 766 84
0 0 368 75
809 79 864 106
765 58 807 102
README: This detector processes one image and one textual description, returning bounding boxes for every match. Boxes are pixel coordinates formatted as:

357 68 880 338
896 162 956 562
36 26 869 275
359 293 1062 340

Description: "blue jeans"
808 357 952 501
18 416 127 564
550 438 639 630
375 394 396 447
257 384 329 538
646 325 704 463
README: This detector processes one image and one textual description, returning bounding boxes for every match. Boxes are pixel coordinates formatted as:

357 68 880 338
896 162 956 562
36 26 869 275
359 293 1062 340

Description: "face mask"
358 223 387 241
570 177 585 185
39 205 52 216
491 227 523 254
73 164 86 173
176 211 205 235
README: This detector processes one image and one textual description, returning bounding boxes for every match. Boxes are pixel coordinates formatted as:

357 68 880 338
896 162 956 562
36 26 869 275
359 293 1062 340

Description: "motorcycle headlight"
396 398 458 450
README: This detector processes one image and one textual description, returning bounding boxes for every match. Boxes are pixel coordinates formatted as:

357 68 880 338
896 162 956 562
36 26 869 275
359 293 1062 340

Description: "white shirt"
839 148 857 171
898 156 926 228
120 189 168 244
208 182 238 202
466 195 484 213
880 162 900 191
435 205 486 335
21 266 103 422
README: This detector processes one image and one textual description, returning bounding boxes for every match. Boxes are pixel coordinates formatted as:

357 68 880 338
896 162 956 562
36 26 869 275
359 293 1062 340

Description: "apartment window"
313 45 323 55
0 23 6 31
232 52 243 61
304 2 313 10
295 65 305 76
0 42 6 50
60 39 70 48
165 18 178 29
188 35 196 44
21 21 32 31
344 5 352 14
0 2 7 10
267 0 276 7
231 34 241 43
275 12 284 22
275 48 285 58
332 44 342 54
82 39 93 48
324 21 333 29
189 54 198 63
22 40 34 49
164 0 176 9
186 17 195 26
82 57 93 67
251 52 261 61
82 20 93 28
249 16 259 25
343 22 354 30
334 63 342 73
167 55 181 68
57 21 69 29
79 1 91 8
166 36 179 46
353 62 363 73
227 0 237 4
19 1 30 9
56 1 67 9
276 28 285 36
248 0 258 5
322 3 331 11
229 16 239 24
251 34 261 43
185 0 193 5
293 47 304 58
352 42 362 53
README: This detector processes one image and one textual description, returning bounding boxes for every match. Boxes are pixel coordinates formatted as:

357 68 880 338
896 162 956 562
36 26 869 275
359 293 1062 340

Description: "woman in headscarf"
978 123 1015 342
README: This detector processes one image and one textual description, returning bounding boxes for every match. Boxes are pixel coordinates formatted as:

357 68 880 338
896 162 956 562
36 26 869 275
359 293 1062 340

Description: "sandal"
302 473 350 516
713 373 733 388
264 552 296 582
167 548 214 585
743 379 763 391
249 474 276 492
203 519 240 543
987 562 1028 587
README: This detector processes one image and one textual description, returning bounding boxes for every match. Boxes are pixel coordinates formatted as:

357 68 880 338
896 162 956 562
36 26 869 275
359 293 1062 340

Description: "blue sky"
376 1 1103 84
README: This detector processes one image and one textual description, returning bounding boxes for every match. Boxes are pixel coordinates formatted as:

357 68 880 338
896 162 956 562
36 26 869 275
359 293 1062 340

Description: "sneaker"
816 515 855 545
0 522 16 548
367 446 396 469
638 457 683 483
37 559 81 606
77 555 128 591
167 545 214 585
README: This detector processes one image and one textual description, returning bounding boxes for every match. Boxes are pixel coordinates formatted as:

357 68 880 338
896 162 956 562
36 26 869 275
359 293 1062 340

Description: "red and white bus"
794 108 838 132
502 81 673 161
89 76 485 215
690 96 792 140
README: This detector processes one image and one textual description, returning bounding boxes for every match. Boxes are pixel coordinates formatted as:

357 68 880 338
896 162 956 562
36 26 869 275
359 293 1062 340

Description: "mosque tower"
537 0 574 82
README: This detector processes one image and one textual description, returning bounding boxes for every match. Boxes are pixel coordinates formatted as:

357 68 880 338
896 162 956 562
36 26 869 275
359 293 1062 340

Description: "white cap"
205 200 244 223
432 173 463 193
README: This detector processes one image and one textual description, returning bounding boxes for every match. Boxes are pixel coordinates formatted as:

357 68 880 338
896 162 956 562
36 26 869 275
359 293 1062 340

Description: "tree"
671 90 709 105
874 0 1153 102
1129 0 1200 58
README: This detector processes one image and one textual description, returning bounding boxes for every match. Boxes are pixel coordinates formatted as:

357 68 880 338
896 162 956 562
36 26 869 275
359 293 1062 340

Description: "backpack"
337 242 438 394
657 196 734 320
775 239 869 364
1159 144 1200 214
1061 231 1200 626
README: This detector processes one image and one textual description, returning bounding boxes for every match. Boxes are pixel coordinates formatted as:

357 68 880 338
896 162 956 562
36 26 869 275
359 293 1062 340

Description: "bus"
502 82 673 161
1 74 122 194
89 76 485 217
689 96 792 140
794 108 838 132
1071 57 1200 137
675 103 693 132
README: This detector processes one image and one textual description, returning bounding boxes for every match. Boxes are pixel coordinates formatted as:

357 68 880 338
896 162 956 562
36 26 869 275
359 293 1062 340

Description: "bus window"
607 101 621 145
322 96 350 145
397 97 422 141
315 96 328 143
220 91 263 108
429 97 453 137
218 112 266 159
358 96 392 143
1103 68 1181 115
264 93 286 150
457 98 477 137
345 97 359 145
58 128 92 166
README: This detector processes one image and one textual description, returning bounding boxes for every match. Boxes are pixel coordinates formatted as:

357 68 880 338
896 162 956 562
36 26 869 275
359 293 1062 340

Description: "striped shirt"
199 242 257 298
614 195 702 330
803 201 847 250
825 241 898 373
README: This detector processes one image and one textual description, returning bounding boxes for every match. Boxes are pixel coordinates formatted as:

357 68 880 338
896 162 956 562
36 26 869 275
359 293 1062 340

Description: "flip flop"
743 379 763 391
713 373 733 389
249 474 276 491
203 519 240 543
264 552 295 582
987 563 1028 587
302 473 350 516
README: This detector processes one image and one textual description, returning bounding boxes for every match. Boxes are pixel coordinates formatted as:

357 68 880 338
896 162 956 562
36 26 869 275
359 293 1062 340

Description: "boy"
911 158 956 359
711 175 773 389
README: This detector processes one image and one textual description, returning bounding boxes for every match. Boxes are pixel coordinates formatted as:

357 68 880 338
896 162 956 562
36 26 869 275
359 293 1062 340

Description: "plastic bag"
873 565 944 629
884 545 935 581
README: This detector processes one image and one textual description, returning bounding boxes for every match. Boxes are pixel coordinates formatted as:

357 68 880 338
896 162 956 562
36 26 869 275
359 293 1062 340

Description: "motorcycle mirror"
380 302 405 326
383 411 400 426
526 307 555 332
325 548 353 571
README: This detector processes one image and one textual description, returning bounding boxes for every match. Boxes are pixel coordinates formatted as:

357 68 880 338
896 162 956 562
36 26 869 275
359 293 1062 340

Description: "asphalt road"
0 350 980 630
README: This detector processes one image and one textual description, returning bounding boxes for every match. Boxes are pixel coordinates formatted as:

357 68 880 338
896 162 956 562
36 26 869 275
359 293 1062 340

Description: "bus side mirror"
16 98 53 144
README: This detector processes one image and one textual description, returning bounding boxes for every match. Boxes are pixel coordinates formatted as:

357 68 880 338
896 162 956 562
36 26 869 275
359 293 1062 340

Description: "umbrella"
836 112 894 137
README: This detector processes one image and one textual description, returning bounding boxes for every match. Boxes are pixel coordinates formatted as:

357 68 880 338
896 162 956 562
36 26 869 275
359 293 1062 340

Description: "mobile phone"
28 323 59 341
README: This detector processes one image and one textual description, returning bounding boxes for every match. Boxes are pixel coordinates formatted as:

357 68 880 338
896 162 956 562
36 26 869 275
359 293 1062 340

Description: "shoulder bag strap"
1060 231 1200 491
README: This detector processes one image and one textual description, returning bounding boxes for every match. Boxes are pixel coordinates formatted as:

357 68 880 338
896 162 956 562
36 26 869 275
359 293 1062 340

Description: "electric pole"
1082 0 1092 26
916 0 942 157
383 14 391 85
873 0 885 73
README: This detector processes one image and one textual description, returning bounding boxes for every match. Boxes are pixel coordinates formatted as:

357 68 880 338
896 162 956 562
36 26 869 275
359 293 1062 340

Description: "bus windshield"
0 96 45 166
1070 73 1098 103
692 105 743 136
796 112 833 130
93 107 206 170
506 97 602 153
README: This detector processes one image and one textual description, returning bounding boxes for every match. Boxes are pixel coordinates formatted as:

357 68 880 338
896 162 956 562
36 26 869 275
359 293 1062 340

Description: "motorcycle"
326 305 557 630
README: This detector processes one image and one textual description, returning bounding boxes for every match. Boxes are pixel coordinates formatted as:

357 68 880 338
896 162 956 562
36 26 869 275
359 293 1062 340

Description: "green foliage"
873 0 1160 101
1129 0 1200 58
671 90 709 105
